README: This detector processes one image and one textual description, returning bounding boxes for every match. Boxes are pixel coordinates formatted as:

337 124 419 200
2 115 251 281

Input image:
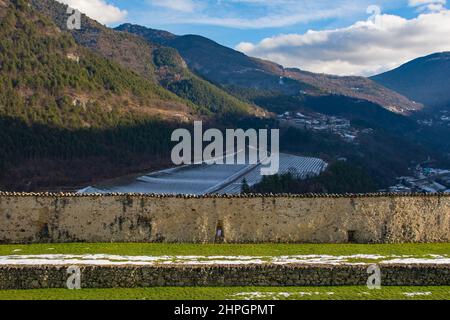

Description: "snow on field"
0 254 448 266
381 258 450 265
403 292 432 297
231 292 335 300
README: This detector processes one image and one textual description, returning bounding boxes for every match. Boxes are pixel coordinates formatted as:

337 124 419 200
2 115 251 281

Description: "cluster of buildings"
388 166 450 193
278 111 372 143
417 110 450 127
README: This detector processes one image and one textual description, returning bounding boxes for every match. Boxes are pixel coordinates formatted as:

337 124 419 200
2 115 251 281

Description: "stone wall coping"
0 192 450 199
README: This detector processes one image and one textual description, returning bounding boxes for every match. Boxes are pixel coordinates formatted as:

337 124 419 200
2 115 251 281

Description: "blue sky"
60 0 450 75
102 0 418 48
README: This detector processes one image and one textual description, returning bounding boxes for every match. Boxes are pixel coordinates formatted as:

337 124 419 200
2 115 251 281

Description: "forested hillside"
0 0 191 190
0 0 196 128
150 46 265 118
0 0 266 191
31 0 260 118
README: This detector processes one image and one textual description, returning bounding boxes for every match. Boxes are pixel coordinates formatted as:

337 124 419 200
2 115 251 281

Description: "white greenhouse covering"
78 153 328 195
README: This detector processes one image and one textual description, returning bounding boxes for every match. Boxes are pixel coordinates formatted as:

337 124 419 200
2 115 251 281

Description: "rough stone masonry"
0 193 449 244
0 264 449 289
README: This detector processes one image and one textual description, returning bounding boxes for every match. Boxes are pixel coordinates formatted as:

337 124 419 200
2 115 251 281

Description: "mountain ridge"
116 23 423 115
372 52 450 109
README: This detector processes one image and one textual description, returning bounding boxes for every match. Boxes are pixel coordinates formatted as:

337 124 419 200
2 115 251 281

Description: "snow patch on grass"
0 254 447 266
381 258 450 265
231 291 336 300
403 292 432 297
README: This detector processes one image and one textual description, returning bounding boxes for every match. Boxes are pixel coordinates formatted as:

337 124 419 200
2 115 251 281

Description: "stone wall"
0 264 449 289
0 193 449 244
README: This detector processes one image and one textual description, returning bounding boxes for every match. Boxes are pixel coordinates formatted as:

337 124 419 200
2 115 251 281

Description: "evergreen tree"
241 178 251 194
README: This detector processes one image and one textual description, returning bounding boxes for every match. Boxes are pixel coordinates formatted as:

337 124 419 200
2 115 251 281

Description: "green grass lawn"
0 286 449 300
0 244 448 300
0 243 449 257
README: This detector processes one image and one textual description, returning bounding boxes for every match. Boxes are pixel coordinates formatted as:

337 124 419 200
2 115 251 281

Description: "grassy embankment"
0 286 449 300
0 243 448 300
0 243 448 257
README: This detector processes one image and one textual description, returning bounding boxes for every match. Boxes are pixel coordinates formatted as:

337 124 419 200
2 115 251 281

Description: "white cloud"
57 0 127 25
141 0 379 29
185 10 344 29
150 0 198 13
409 0 446 12
236 10 450 76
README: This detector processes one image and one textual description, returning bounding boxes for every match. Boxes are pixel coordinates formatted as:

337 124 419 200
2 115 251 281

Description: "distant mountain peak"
424 51 450 58
372 52 450 108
